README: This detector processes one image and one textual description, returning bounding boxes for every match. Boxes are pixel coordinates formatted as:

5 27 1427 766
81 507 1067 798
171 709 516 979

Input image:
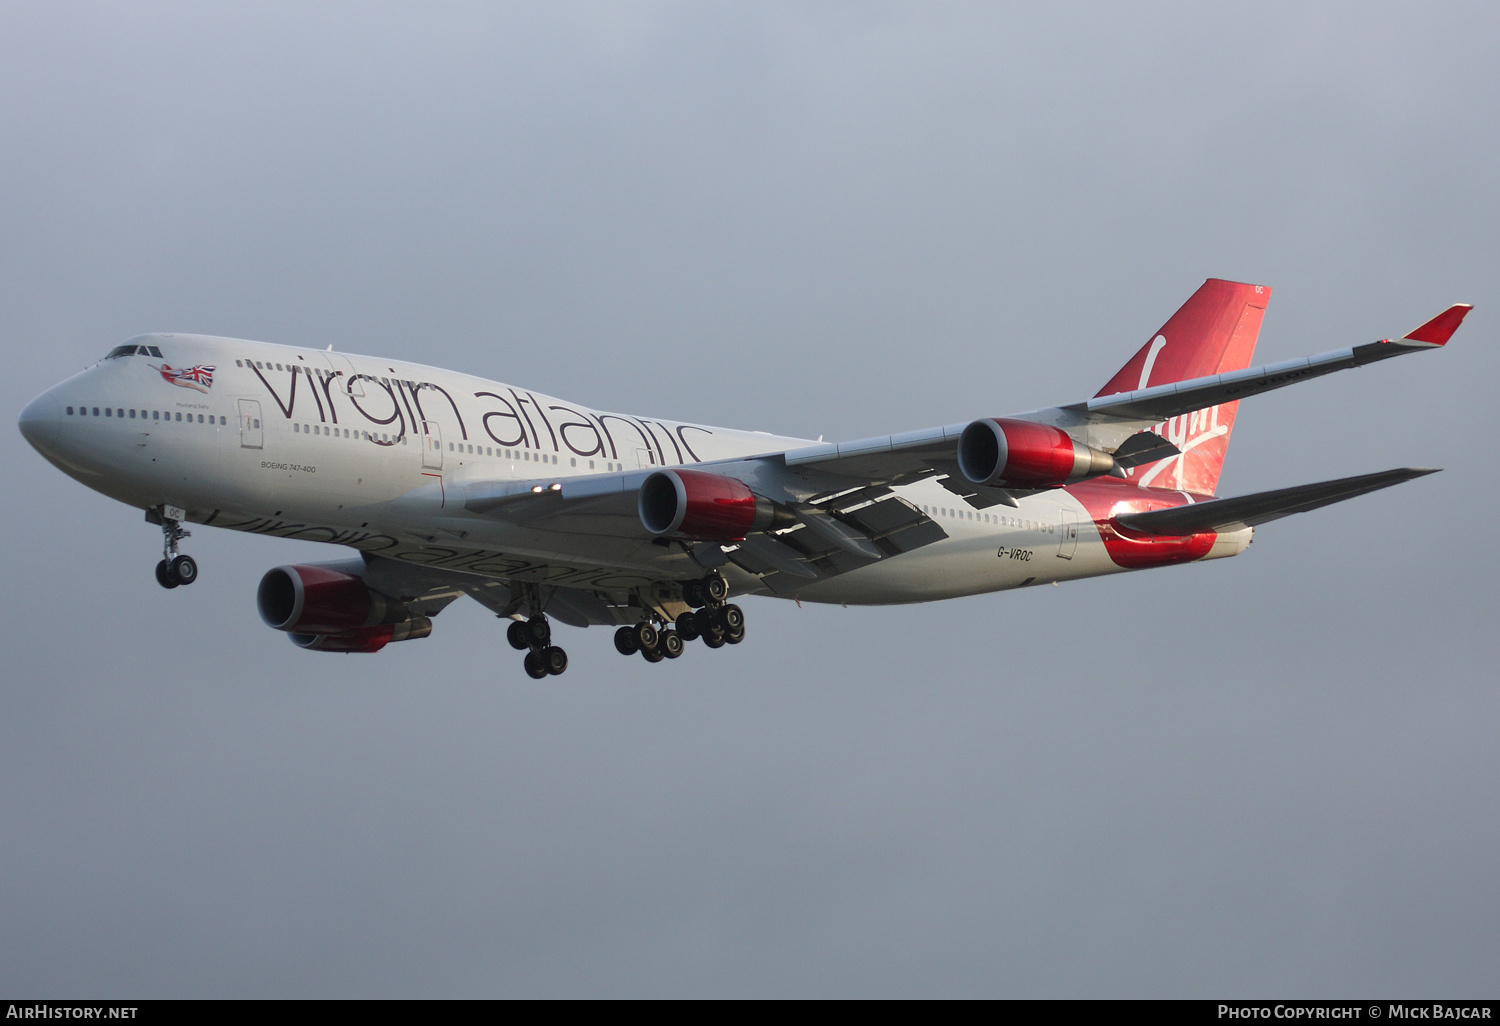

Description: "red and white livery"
18 279 1469 677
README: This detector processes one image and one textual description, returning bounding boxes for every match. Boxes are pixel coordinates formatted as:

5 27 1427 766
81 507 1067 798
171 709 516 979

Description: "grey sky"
2 1 1497 997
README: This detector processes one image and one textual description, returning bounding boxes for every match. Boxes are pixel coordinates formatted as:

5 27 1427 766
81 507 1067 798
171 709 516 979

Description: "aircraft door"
238 400 263 449
635 447 657 468
1057 509 1078 559
422 420 443 469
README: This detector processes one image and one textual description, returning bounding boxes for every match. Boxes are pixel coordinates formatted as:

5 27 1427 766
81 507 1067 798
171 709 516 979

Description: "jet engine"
956 418 1115 489
638 469 779 541
258 563 429 652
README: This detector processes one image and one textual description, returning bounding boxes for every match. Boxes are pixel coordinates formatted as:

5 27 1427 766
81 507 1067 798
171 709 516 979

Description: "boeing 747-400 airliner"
18 279 1469 677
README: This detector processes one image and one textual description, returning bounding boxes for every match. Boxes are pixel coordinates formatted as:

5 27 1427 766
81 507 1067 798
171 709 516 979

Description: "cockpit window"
103 344 163 360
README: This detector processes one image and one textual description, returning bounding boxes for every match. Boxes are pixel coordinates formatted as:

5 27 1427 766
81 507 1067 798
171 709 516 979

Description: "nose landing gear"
149 507 197 589
507 615 567 678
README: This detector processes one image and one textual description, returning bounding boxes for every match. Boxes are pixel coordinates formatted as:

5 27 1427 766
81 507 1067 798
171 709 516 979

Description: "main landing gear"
507 614 568 679
613 571 745 664
152 509 197 589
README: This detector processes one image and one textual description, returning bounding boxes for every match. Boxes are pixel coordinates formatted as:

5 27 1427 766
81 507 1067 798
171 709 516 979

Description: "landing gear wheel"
543 646 568 675
719 603 744 632
705 573 729 604
169 554 197 586
702 631 726 650
523 651 548 679
155 560 179 590
674 611 700 641
526 617 551 647
641 644 665 663
682 579 706 608
725 624 745 644
614 626 640 656
660 631 684 659
507 620 530 651
633 621 658 652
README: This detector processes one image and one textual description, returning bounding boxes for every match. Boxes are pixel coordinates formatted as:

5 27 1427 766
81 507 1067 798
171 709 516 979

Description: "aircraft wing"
704 302 1472 499
463 461 950 594
1112 467 1439 535
457 304 1464 591
1061 304 1471 426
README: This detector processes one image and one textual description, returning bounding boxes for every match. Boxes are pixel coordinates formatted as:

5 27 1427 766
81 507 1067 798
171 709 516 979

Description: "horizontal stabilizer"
1113 467 1440 535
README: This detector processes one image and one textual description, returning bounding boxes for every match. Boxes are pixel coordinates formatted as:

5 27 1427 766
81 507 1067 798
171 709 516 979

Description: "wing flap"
1113 467 1439 535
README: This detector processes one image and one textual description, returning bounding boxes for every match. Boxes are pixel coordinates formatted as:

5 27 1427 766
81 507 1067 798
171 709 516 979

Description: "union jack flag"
155 363 215 393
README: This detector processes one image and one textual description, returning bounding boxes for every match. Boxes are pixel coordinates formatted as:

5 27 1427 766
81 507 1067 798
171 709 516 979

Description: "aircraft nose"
18 391 61 453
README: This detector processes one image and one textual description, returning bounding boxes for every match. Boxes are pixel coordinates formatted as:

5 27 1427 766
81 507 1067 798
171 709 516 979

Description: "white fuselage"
20 334 1247 608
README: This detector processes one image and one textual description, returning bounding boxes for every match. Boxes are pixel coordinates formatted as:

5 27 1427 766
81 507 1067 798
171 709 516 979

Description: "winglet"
1402 304 1472 346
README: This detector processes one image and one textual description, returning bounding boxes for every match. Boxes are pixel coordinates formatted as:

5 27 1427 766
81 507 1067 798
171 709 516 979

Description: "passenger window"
66 406 73 415
129 410 135 418
175 413 181 421
105 408 112 417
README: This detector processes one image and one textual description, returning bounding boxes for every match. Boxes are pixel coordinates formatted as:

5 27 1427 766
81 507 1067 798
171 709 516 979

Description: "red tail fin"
1097 278 1271 495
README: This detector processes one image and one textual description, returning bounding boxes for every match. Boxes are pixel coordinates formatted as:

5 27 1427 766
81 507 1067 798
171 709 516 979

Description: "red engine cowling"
957 418 1115 488
289 617 433 654
258 563 407 634
638 469 776 541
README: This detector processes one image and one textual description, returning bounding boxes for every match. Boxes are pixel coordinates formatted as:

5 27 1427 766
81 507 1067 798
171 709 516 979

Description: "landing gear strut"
616 570 745 665
151 507 197 589
508 614 567 678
